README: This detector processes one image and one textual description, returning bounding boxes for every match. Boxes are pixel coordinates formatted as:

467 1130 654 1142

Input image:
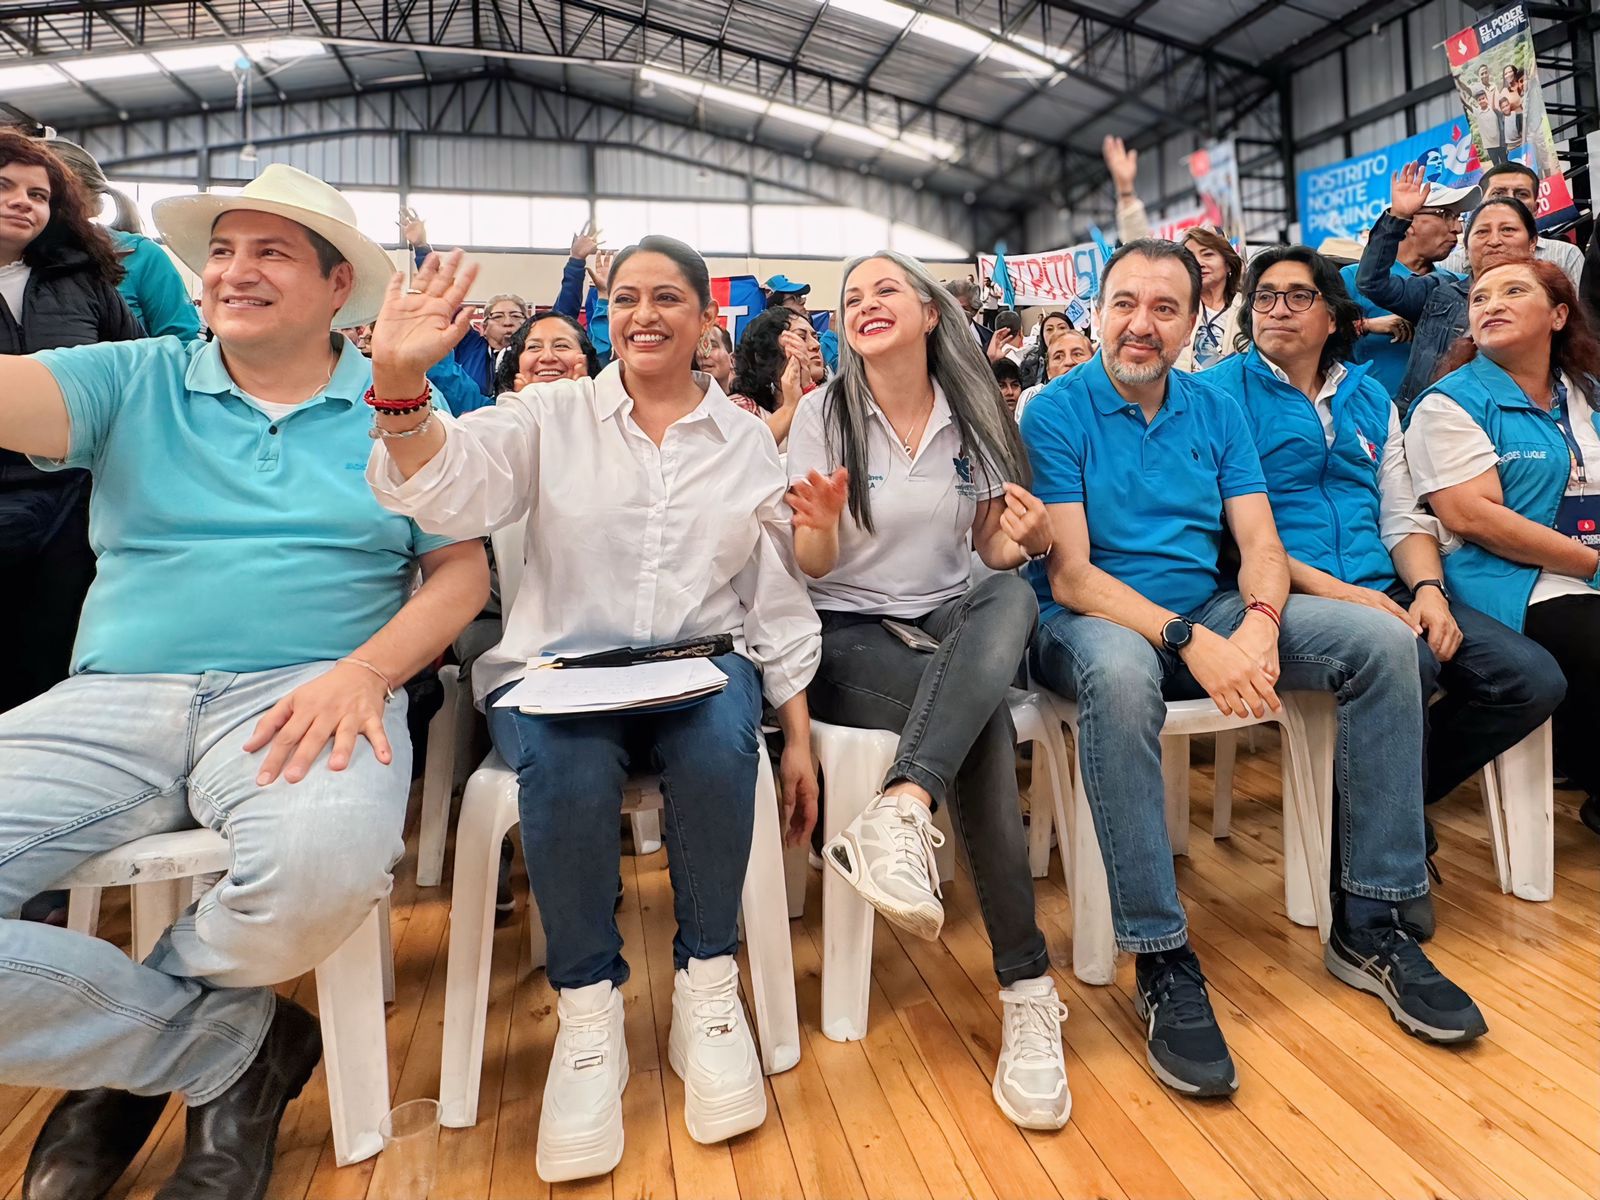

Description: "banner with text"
978 243 1105 309
1444 2 1575 227
1185 140 1246 253
1297 118 1482 247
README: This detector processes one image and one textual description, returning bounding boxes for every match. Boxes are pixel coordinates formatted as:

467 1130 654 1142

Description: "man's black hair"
1234 244 1361 376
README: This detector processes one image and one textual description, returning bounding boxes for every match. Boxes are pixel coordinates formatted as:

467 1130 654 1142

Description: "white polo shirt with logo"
786 380 1003 617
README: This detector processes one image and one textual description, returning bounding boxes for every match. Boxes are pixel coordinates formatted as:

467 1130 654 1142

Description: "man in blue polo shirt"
1023 239 1484 1100
1211 245 1562 887
0 166 487 1200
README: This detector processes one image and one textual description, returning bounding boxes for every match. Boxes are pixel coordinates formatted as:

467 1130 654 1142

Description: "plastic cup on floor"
372 1098 440 1199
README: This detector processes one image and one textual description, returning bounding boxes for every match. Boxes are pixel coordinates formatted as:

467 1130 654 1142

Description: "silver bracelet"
369 411 435 440
338 656 395 701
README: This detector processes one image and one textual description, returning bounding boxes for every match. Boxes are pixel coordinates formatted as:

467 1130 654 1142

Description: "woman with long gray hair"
785 250 1071 1131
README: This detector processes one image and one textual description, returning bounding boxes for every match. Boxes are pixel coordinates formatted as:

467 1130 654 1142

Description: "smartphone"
995 310 1023 336
882 619 941 653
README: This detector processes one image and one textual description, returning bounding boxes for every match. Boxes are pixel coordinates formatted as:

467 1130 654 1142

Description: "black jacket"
0 246 142 488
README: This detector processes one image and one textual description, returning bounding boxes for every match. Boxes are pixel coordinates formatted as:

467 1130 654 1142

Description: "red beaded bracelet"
363 384 432 413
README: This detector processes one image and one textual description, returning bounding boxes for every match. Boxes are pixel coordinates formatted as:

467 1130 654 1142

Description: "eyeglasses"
1249 287 1321 314
1416 207 1462 222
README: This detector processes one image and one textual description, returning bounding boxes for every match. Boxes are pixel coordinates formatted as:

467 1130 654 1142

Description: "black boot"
1581 794 1600 837
24 1088 168 1200
155 998 322 1200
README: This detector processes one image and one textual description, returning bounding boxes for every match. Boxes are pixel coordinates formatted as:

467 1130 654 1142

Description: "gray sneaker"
994 976 1071 1129
823 793 945 940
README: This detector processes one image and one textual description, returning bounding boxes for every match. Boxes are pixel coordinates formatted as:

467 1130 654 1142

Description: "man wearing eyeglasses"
1338 189 1464 400
1208 246 1564 899
1023 239 1487 1103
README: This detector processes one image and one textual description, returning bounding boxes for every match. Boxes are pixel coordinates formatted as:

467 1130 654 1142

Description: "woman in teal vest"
1406 260 1600 835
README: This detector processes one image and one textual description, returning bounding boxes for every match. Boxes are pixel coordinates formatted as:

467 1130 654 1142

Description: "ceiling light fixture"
638 65 959 163
814 0 1073 77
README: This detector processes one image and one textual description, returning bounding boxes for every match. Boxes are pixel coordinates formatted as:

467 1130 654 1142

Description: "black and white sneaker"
1133 947 1238 1097
1325 904 1486 1043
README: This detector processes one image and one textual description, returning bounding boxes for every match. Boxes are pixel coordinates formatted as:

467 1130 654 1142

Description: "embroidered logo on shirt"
1354 426 1379 464
952 455 977 499
1497 449 1547 465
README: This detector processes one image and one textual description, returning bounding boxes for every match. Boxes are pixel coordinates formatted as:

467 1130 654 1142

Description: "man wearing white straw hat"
0 164 488 1200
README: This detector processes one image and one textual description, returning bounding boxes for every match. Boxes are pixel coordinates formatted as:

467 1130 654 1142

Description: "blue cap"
764 274 810 295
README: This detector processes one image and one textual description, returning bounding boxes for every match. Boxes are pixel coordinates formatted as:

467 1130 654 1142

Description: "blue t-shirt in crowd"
1020 353 1268 618
31 335 455 675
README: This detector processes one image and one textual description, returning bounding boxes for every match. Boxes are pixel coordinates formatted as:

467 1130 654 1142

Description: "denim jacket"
1354 211 1469 415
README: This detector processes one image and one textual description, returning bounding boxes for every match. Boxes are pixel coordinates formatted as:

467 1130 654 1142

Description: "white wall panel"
411 137 589 195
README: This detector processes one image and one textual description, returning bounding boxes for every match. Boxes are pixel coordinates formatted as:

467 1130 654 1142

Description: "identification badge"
1553 493 1600 548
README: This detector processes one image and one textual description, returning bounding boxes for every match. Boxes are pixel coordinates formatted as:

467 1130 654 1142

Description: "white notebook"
492 658 728 715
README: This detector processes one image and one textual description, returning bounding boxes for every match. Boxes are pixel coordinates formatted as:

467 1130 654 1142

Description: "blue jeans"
486 653 762 991
1031 590 1428 953
0 664 411 1103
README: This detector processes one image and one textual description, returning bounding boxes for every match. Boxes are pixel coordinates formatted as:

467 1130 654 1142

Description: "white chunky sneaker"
537 981 628 1182
668 956 767 1144
994 976 1072 1130
824 792 946 939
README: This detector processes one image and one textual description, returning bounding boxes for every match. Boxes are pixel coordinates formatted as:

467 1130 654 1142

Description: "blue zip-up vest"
1407 355 1600 631
1206 349 1397 590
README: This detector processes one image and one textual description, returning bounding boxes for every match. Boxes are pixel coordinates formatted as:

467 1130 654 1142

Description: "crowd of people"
0 121 1597 1197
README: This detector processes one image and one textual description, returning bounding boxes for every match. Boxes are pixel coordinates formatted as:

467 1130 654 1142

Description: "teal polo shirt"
1020 353 1267 619
30 335 455 676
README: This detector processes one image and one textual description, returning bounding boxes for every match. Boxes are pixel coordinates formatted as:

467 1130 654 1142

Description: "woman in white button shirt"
1406 259 1600 836
365 241 822 1180
786 251 1071 1131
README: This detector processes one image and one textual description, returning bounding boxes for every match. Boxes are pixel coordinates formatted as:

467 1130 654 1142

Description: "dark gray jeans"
811 572 1050 986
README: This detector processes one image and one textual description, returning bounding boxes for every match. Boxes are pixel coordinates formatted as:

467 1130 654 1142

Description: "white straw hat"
153 164 396 327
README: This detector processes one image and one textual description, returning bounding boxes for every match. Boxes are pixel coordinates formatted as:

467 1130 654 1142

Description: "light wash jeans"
0 663 410 1104
1031 590 1427 953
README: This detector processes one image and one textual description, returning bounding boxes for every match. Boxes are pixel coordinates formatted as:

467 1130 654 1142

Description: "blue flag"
991 246 1016 309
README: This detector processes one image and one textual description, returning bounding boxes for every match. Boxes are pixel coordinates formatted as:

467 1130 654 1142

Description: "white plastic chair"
58 828 393 1166
413 528 663 888
1210 708 1557 904
1476 720 1555 901
436 743 801 1128
810 688 1073 1043
1043 691 1337 985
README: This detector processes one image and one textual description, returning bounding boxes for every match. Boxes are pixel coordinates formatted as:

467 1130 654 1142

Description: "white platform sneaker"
823 792 946 940
668 956 767 1144
994 975 1072 1130
537 980 628 1182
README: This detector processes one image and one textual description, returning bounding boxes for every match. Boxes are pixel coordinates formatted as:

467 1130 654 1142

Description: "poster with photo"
1184 140 1246 254
1444 2 1576 226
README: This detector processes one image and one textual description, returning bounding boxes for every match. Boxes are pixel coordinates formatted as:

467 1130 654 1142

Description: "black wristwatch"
1161 616 1194 652
1413 579 1448 601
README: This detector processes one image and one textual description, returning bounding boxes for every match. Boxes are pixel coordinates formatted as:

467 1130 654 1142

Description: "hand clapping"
787 468 849 531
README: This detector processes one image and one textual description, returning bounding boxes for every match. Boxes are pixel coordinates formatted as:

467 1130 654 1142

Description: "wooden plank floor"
3 733 1596 1200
